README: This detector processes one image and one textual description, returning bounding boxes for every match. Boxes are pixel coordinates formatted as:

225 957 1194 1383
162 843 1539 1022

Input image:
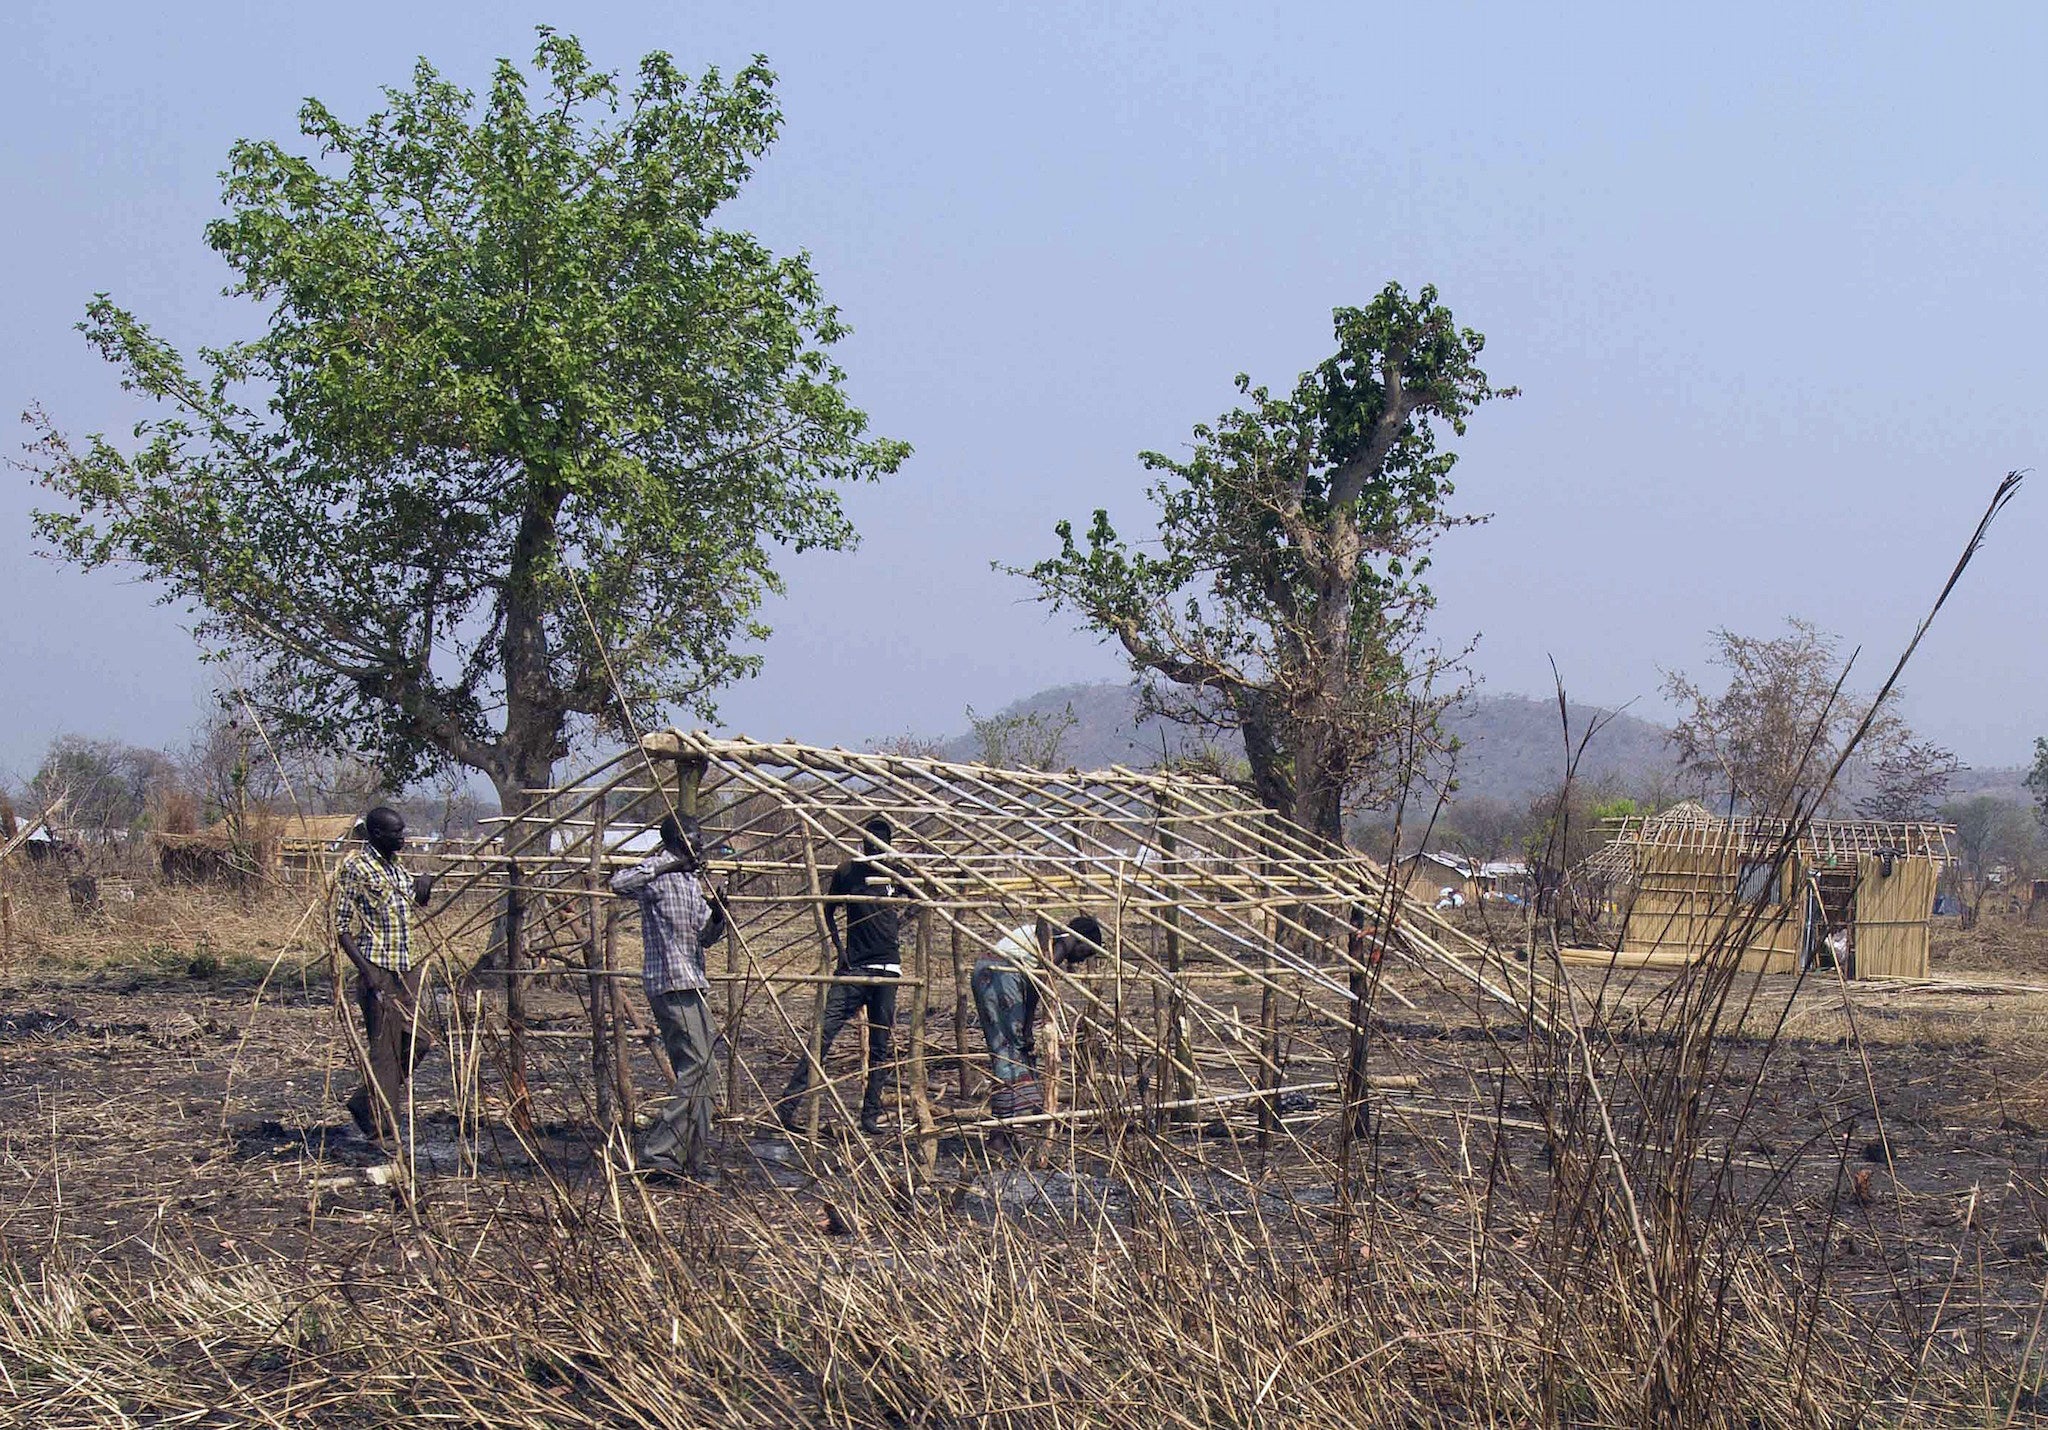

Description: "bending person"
611 814 729 1179
777 816 907 1135
971 914 1103 1132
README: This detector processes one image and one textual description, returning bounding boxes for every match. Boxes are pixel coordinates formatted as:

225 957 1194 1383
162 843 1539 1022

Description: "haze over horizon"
6 3 2043 783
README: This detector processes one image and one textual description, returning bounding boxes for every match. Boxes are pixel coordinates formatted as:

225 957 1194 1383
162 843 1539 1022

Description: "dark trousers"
347 963 424 1142
641 988 718 1172
779 977 898 1123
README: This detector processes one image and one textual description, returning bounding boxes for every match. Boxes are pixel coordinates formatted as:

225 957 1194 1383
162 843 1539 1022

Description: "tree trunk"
1239 699 1346 843
492 482 569 815
1239 699 1295 822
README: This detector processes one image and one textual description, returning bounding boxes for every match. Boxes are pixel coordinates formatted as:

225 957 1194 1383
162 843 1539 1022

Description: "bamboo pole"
951 922 976 1100
1257 884 1279 1152
1159 791 1194 1116
583 791 615 1134
606 900 632 1127
504 835 532 1137
801 834 833 1144
1032 916 1059 1167
908 906 937 1177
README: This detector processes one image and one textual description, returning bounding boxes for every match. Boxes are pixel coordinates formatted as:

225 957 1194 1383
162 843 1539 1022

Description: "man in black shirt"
776 816 907 1135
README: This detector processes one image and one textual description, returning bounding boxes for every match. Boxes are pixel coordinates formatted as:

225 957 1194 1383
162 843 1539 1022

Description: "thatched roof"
155 812 360 856
1573 804 1955 887
278 813 363 846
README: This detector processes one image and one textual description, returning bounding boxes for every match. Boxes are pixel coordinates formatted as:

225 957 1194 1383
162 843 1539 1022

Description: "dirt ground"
3 879 2047 1421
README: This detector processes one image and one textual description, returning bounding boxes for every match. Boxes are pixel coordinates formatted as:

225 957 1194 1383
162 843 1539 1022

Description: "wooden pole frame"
419 730 1555 1168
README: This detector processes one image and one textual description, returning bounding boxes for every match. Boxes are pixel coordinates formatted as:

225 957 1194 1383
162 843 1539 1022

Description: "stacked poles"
421 732 1553 1174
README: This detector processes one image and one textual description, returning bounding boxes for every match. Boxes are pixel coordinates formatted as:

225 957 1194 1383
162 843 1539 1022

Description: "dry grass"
4 876 2047 1427
2 1142 1995 1429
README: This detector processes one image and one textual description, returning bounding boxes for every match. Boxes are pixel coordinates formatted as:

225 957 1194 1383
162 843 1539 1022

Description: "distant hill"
906 679 2028 817
917 680 1678 809
933 681 1205 770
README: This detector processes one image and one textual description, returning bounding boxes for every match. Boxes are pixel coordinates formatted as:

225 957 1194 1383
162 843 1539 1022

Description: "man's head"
659 813 703 867
364 806 406 859
1059 913 1104 965
862 815 893 857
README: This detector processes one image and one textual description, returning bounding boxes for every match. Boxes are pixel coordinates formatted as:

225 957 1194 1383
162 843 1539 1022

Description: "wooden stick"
583 791 615 1134
908 907 937 1177
605 900 632 1128
504 840 532 1137
801 834 832 1144
951 921 976 1101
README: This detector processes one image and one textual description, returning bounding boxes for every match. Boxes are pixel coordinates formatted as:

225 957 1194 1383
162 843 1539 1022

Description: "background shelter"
1397 851 1479 905
1569 806 1954 978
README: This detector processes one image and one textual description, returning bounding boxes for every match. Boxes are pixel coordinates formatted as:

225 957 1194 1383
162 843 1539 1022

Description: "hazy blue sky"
5 2 2043 785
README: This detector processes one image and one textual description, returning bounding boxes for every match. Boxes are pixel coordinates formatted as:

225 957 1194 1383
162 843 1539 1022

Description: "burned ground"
2 878 2046 1426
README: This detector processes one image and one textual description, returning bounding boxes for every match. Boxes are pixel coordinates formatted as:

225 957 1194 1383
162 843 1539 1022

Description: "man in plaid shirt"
335 806 435 1142
611 813 728 1178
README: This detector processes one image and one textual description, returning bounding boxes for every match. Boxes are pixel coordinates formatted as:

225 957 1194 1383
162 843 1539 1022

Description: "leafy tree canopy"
25 30 908 808
1014 284 1502 839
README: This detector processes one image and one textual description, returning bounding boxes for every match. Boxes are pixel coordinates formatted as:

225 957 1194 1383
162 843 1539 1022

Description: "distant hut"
155 819 283 884
155 811 360 884
1397 850 1479 905
1568 803 1953 979
276 813 365 877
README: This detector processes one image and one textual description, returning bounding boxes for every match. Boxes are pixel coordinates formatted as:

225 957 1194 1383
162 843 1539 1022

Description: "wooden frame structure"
1570 805 1955 978
419 731 1540 1165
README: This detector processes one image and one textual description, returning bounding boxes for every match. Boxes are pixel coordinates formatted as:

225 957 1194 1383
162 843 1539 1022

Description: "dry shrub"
151 787 200 836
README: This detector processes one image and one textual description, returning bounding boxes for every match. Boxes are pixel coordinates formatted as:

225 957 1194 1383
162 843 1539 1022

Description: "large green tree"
25 31 907 811
1015 284 1501 840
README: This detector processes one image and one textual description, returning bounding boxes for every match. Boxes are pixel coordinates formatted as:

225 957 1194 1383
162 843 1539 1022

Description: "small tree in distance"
1661 617 1908 816
2024 737 2048 831
967 703 1078 771
1857 738 1963 822
1015 284 1505 841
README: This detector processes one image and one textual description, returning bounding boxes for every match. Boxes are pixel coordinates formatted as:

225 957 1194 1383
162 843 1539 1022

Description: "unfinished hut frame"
419 731 1540 1166
1569 803 1955 979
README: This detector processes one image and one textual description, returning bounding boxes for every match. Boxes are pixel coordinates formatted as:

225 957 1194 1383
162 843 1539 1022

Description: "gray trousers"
641 988 717 1172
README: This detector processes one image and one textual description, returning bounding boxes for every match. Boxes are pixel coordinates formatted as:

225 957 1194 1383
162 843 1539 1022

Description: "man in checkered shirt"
611 813 728 1178
334 806 435 1142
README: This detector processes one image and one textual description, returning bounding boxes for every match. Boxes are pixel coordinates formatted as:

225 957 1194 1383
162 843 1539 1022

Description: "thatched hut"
1569 804 1953 979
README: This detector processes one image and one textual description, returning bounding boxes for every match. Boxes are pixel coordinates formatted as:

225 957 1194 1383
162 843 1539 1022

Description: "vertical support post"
1257 894 1280 1153
951 922 976 1101
801 835 833 1143
1034 916 1061 1168
1 890 12 970
1158 794 1194 1118
584 791 615 1136
908 906 937 1178
504 817 533 1137
1340 933 1370 1165
1109 867 1126 1113
724 893 743 1118
607 901 634 1128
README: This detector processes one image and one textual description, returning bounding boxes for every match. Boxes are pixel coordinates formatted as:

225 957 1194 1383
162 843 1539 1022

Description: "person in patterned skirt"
971 914 1102 1140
